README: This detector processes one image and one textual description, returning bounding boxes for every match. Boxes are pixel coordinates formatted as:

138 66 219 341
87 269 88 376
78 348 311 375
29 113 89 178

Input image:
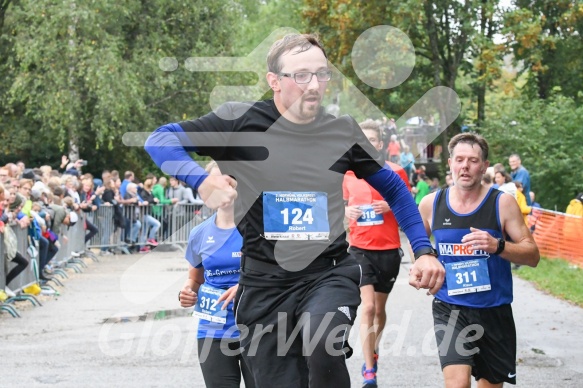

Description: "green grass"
515 257 583 307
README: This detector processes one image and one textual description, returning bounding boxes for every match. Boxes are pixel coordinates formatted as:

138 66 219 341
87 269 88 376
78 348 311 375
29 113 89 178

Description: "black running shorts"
234 260 361 388
432 299 517 385
348 246 401 294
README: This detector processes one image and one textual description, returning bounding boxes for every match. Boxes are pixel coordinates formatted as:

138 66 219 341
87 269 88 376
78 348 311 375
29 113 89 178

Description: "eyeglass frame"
278 70 332 84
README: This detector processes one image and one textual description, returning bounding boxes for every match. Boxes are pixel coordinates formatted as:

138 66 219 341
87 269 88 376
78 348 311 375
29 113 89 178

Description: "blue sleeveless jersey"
432 188 513 307
185 214 243 339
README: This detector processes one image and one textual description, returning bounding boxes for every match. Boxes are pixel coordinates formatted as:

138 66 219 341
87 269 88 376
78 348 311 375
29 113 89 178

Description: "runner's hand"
217 284 238 310
462 227 497 254
345 206 363 220
371 200 390 214
198 174 237 210
179 286 197 308
409 255 445 295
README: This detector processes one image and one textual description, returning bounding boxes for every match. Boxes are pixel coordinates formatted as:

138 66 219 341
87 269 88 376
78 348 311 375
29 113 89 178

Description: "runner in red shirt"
343 119 411 388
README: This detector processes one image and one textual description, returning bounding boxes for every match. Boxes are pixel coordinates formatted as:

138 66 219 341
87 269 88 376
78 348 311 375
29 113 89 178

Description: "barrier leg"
45 277 64 287
53 269 69 279
66 262 83 273
0 303 21 318
7 294 43 307
84 250 99 262
70 258 88 268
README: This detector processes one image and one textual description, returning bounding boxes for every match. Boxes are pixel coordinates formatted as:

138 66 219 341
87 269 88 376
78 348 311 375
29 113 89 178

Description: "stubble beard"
299 94 321 121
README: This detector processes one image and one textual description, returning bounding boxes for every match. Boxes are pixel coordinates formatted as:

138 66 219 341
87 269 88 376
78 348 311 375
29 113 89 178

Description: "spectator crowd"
0 156 204 300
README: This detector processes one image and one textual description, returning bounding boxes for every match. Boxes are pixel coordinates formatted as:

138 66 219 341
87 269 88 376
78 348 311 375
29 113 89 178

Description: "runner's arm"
418 192 437 237
179 265 204 308
365 164 432 252
146 123 237 208
145 123 208 190
367 168 444 293
497 194 540 267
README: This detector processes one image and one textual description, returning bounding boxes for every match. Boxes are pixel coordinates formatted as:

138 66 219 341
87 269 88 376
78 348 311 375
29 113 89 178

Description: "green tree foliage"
236 0 306 55
505 0 583 102
303 0 506 160
0 0 244 175
482 93 583 210
302 0 433 117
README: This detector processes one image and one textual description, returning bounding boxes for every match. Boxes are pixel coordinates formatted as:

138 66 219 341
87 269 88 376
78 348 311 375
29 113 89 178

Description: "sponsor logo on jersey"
206 236 215 244
443 218 452 226
438 243 489 257
232 251 242 258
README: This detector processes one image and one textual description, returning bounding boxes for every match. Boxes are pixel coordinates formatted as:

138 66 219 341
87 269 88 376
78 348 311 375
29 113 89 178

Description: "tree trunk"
0 0 12 33
67 2 80 162
476 0 489 127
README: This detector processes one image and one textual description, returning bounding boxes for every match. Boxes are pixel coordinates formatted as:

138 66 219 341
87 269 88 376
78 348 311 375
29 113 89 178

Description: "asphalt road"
1 243 582 387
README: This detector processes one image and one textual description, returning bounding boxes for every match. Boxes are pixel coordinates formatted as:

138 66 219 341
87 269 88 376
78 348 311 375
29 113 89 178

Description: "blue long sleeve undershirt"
144 123 209 190
146 123 432 253
365 165 433 253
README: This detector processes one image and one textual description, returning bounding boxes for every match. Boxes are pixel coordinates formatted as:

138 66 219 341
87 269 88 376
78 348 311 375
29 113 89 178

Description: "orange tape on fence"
529 208 583 267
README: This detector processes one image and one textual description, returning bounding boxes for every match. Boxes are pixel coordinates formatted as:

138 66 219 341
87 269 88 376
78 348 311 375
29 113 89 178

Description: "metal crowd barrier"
49 220 90 278
87 204 212 250
0 235 5 292
7 226 38 293
0 234 20 317
1 203 213 318
2 224 42 313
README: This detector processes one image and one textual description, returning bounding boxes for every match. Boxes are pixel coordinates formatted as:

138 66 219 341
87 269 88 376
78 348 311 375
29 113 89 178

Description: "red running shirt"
343 162 411 250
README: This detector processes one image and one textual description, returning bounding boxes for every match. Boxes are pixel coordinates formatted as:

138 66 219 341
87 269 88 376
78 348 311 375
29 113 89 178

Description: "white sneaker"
5 287 16 297
70 251 81 258
99 250 113 256
40 288 56 296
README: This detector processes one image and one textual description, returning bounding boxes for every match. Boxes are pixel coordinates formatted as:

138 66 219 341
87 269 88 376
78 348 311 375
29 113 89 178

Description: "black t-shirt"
179 99 384 286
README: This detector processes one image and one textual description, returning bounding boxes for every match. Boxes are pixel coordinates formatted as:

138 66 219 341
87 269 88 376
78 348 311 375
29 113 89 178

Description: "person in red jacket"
343 119 411 387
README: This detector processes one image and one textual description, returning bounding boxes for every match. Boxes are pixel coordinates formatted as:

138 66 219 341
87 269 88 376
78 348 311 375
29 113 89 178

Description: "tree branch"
423 1 443 86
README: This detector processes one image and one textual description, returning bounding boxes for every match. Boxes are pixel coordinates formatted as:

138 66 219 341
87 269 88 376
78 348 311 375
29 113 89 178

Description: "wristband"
494 238 505 255
414 247 438 261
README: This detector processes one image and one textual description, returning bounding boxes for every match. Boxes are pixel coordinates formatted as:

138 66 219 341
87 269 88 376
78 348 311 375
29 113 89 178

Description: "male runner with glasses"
146 34 443 388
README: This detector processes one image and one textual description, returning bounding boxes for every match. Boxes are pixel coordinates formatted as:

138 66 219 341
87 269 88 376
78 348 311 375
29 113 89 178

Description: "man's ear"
266 72 280 92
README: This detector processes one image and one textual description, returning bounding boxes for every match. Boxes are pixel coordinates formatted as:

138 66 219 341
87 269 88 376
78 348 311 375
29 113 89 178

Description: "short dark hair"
496 170 512 183
448 132 489 161
359 119 382 141
52 186 64 197
267 34 327 74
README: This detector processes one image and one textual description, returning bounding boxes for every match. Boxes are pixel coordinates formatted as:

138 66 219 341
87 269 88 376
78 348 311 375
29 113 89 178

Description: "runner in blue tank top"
418 133 539 387
179 161 254 388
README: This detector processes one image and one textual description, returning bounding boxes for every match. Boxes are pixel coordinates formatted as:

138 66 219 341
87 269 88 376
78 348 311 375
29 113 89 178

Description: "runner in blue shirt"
179 161 254 388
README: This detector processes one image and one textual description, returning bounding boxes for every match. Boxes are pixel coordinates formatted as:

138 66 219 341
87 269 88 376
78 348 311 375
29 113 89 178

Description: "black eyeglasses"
278 70 332 84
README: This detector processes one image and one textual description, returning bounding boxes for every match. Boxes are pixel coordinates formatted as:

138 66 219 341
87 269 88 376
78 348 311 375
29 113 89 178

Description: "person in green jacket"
412 172 430 205
151 176 178 217
151 176 178 240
